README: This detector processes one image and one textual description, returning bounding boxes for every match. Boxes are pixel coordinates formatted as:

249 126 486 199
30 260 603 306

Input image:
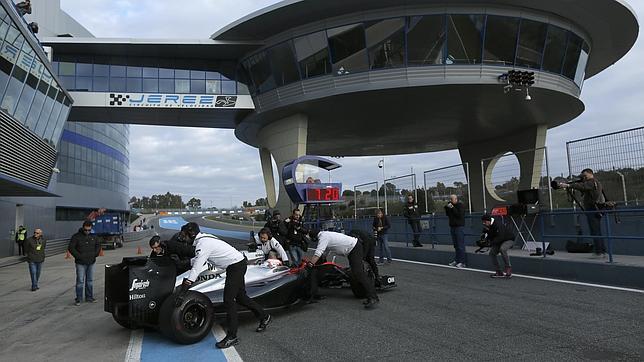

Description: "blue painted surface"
140 330 226 362
159 217 250 240
61 130 129 164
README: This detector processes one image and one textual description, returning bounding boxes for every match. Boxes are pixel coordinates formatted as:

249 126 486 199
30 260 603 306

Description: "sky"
60 0 644 208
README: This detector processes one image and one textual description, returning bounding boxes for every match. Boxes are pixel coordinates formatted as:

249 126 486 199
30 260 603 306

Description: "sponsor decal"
129 278 150 292
196 273 222 282
387 277 395 284
129 293 146 301
107 93 238 108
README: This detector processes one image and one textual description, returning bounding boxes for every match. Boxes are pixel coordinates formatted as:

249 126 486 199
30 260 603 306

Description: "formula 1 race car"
105 256 312 344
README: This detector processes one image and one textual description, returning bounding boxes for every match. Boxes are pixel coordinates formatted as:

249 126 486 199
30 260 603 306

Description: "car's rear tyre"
350 261 375 298
159 291 214 345
112 313 139 329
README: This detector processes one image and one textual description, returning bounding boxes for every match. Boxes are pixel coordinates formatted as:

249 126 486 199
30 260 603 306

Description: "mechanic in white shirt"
179 222 271 349
253 227 290 266
308 229 379 308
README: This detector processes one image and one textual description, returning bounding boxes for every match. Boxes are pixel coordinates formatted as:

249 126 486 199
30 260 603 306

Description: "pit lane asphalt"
1 217 642 361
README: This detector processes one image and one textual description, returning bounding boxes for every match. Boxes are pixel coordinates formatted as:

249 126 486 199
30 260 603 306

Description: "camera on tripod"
550 176 582 190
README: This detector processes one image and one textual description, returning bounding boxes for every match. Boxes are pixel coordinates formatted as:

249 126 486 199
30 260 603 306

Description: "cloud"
59 1 644 208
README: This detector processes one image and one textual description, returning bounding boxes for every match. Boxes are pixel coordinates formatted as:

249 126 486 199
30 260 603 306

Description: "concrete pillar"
257 114 308 213
459 125 547 212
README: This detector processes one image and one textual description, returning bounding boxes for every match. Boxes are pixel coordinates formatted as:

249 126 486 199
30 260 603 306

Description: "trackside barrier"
44 229 155 257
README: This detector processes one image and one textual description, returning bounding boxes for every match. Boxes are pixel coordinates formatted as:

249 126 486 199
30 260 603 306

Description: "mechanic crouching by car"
308 229 380 309
149 235 194 273
178 222 271 349
481 214 516 278
253 228 290 266
348 229 382 288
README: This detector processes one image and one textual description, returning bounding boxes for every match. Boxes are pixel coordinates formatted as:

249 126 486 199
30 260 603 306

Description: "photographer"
481 214 515 278
285 209 308 266
445 195 466 268
558 169 607 257
403 194 423 247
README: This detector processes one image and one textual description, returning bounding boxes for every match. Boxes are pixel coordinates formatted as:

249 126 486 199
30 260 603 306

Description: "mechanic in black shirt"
481 214 516 278
403 194 423 247
348 229 381 287
445 194 467 268
264 210 289 250
149 235 194 274
285 208 308 266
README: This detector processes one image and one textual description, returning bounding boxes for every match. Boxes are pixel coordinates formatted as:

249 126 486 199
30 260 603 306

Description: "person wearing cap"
308 229 379 308
149 235 194 273
178 222 271 349
481 214 516 278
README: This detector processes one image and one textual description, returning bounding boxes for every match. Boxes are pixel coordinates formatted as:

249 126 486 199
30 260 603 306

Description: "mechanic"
285 208 308 266
481 214 516 278
348 229 382 288
253 227 290 266
308 229 379 308
148 235 193 273
169 226 190 245
178 222 271 349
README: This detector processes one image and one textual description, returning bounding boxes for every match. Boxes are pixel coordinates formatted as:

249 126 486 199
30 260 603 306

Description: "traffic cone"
99 248 104 257
137 246 142 255
65 250 71 259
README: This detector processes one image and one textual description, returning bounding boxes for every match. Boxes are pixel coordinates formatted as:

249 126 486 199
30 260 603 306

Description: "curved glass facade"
241 13 590 95
56 122 129 195
0 5 71 146
51 56 249 95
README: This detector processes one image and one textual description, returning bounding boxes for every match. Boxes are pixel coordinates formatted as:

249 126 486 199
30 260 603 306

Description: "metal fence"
566 126 644 205
423 163 471 213
384 174 417 216
353 181 380 219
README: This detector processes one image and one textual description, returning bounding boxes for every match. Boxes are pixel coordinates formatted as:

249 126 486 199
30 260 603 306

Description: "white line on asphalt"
393 258 644 294
212 324 243 362
124 329 143 362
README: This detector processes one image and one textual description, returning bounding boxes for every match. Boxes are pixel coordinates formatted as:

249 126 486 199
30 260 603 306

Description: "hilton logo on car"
108 93 237 108
129 278 150 291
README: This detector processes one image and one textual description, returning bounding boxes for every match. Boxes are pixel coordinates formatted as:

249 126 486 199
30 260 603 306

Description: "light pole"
378 158 388 215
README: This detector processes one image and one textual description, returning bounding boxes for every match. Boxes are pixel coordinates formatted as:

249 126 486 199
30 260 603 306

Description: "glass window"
562 33 583 81
190 79 205 93
574 42 590 86
126 66 142 78
542 25 568 74
516 19 548 69
110 77 126 91
294 30 330 78
365 18 405 69
58 62 75 76
44 94 63 141
159 78 174 92
190 70 205 79
175 79 189 93
206 79 220 94
50 100 71 146
110 65 126 77
127 78 142 92
447 14 484 64
34 86 55 135
175 69 190 79
407 15 446 66
268 41 300 86
159 68 174 78
206 71 221 80
142 78 158 92
26 79 47 131
221 80 236 94
75 76 92 91
93 77 108 91
142 67 158 78
483 15 519 66
59 76 74 89
14 71 38 124
237 82 250 95
245 52 275 94
93 63 109 76
327 23 368 75
77 63 92 76
1 39 30 116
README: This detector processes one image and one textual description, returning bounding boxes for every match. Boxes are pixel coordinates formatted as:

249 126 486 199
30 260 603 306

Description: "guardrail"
44 229 156 257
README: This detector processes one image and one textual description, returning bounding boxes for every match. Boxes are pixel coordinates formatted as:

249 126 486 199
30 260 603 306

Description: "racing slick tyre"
159 291 214 344
350 261 376 299
112 313 139 330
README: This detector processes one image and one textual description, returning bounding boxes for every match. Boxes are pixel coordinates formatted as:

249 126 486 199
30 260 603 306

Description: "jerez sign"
108 93 238 108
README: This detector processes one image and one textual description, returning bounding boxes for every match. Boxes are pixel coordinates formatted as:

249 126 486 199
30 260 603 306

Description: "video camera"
474 233 490 253
550 176 582 190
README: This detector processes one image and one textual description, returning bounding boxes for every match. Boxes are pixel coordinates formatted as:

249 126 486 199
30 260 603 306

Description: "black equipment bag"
565 240 594 253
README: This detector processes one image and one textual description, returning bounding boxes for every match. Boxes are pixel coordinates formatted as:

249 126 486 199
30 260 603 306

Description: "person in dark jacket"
560 168 606 257
372 209 392 264
445 195 467 268
68 221 101 305
15 225 27 256
264 210 289 249
403 194 423 247
481 214 515 278
285 209 308 265
149 235 194 273
25 228 46 291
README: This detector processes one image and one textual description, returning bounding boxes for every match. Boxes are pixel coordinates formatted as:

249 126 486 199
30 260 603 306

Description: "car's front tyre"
158 291 214 344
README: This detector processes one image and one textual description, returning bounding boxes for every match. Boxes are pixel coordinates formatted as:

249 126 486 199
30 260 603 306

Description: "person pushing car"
177 222 271 349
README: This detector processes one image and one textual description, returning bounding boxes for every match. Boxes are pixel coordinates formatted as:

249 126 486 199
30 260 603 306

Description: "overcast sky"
60 0 644 208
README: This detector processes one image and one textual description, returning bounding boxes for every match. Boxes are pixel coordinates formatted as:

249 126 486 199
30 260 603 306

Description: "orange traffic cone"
65 250 71 259
99 248 105 257
137 246 142 255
